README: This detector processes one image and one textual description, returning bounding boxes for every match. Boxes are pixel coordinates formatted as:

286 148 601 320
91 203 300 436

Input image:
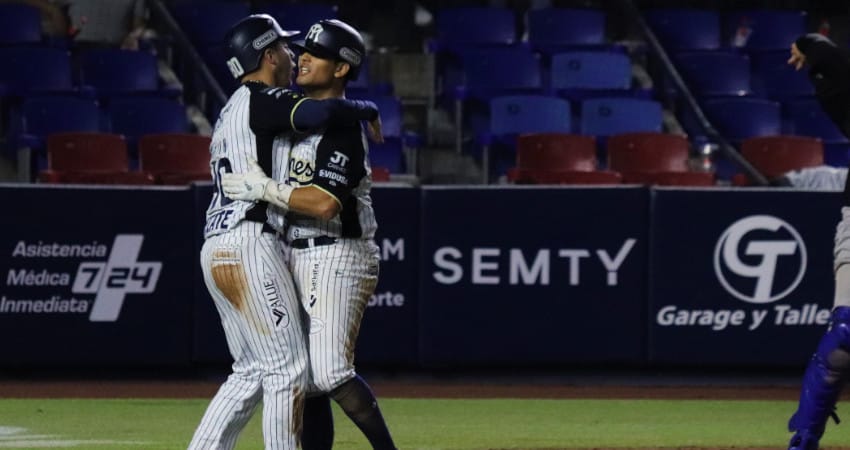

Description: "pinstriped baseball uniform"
271 122 380 393
191 82 308 450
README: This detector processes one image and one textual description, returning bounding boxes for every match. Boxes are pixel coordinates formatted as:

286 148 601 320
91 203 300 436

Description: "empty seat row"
435 6 607 53
683 97 849 167
646 8 807 51
39 132 211 185
449 47 636 101
507 132 832 187
672 50 813 100
8 95 189 151
484 95 662 137
0 47 177 99
36 131 398 186
732 135 825 185
507 132 715 186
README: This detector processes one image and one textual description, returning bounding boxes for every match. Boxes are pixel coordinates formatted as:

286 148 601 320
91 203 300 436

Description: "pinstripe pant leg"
245 237 308 450
189 237 264 450
292 241 379 393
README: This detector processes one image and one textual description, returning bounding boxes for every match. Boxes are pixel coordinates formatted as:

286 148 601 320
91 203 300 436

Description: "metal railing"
147 0 228 119
621 0 769 186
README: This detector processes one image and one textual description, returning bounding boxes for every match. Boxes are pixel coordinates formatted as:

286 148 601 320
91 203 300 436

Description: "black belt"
290 236 337 249
261 222 277 235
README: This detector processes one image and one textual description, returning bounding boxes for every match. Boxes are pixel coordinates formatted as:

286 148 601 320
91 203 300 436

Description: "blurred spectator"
65 0 147 49
773 165 848 189
0 0 68 37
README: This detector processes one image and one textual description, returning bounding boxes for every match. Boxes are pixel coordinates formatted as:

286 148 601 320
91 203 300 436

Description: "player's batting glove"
221 160 272 202
222 159 295 210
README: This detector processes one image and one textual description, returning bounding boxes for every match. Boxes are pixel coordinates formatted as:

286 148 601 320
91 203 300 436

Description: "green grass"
1 398 848 449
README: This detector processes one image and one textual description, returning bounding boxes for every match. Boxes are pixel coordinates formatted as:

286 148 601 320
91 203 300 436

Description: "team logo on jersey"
714 215 807 304
288 156 315 184
329 151 349 168
72 235 163 321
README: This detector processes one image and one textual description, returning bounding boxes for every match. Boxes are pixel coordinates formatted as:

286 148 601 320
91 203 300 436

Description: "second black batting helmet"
291 19 365 80
224 14 298 79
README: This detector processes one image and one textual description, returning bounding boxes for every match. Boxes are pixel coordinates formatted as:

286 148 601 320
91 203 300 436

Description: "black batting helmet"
290 19 365 80
224 14 298 79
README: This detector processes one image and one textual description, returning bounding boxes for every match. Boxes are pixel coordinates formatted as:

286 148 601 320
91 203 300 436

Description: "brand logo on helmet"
252 30 278 50
338 47 361 66
305 24 324 43
226 57 245 78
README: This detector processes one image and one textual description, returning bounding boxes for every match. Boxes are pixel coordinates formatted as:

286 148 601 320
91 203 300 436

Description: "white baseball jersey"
274 122 381 393
192 82 308 450
204 82 306 239
270 123 378 241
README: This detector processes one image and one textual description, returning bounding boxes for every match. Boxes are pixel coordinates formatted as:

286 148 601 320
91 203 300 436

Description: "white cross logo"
71 235 162 322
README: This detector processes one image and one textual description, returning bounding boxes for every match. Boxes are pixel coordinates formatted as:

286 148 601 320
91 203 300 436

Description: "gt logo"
713 215 806 304
71 235 162 322
305 24 324 43
330 151 349 167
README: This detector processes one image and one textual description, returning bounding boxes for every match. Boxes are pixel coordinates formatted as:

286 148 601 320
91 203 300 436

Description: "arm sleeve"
291 98 379 132
311 124 366 205
249 86 305 134
796 34 850 80
249 85 379 134
796 34 850 138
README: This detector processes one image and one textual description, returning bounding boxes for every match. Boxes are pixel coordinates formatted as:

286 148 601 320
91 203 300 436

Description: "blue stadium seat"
0 47 73 96
170 2 250 46
457 47 543 100
749 50 814 100
489 95 572 136
784 98 849 144
527 8 606 54
674 51 751 97
702 97 781 142
580 98 662 137
0 3 41 45
479 95 572 181
550 51 631 99
108 97 188 150
451 47 544 140
254 3 338 35
724 10 806 51
80 49 165 98
10 96 104 176
435 7 516 50
645 9 720 51
18 96 102 140
433 7 516 104
351 94 405 173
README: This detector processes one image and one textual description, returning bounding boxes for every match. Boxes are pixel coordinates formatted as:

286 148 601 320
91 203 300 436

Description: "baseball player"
189 14 381 450
220 19 397 450
786 33 850 450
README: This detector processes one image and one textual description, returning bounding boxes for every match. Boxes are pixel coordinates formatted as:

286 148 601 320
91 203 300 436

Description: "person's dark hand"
788 42 806 71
